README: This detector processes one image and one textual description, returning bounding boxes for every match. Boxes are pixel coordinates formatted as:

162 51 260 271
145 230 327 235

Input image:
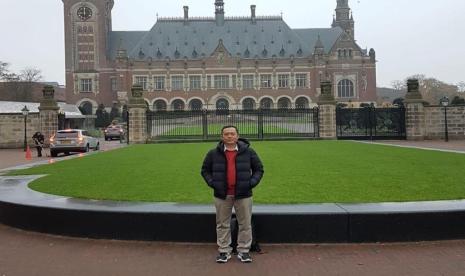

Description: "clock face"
77 6 92 21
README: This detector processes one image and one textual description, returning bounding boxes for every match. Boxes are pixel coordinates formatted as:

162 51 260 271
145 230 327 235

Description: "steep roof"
109 18 344 61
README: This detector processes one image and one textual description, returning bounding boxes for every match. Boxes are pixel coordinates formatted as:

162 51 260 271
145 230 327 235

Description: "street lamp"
21 105 29 151
440 96 450 142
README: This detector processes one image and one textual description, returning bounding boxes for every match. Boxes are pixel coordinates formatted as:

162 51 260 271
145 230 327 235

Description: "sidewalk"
373 139 465 153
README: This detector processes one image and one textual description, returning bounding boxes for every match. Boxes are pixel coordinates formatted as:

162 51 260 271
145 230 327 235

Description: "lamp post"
440 96 450 142
21 105 29 151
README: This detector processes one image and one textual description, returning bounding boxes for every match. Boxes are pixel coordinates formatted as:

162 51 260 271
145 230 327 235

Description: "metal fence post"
202 109 208 140
258 109 264 140
126 110 130 145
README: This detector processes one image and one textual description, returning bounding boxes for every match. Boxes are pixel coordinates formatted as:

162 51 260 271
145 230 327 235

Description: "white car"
50 129 100 157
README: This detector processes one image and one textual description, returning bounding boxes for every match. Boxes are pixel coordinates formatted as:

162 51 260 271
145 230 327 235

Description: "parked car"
49 129 100 157
104 124 125 141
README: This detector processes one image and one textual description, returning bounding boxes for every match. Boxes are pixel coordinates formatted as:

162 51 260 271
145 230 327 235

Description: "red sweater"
225 150 237 196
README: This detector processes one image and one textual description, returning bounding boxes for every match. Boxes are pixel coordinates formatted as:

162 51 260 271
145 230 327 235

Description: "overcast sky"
0 0 464 87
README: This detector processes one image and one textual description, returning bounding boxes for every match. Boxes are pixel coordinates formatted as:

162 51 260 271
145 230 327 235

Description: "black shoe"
216 252 231 263
237 252 252 263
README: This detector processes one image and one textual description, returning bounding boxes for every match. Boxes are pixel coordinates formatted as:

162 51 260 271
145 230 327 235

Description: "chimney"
251 5 256 24
183 6 189 25
215 0 225 26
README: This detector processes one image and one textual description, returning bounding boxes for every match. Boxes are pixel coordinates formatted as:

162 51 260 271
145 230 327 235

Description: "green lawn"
8 141 465 204
160 123 296 136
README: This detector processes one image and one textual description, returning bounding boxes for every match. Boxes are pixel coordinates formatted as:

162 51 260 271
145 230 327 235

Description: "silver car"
50 129 100 157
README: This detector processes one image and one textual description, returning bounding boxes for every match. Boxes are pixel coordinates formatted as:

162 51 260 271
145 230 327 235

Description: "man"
32 131 45 157
201 125 264 263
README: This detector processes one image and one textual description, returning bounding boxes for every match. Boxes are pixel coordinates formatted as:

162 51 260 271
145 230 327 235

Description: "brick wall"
0 113 41 148
425 106 465 140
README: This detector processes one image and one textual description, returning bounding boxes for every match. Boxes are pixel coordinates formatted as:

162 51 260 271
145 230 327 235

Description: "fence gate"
146 108 319 142
336 106 406 140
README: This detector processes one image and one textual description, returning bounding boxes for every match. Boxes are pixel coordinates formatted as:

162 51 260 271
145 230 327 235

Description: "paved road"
0 139 127 170
1 139 465 275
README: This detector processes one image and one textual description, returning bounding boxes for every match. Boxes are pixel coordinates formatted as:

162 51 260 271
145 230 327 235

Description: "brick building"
62 0 377 114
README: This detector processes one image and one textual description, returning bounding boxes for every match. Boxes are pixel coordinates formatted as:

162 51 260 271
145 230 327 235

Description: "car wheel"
65 152 70 156
95 143 100 151
85 145 90 152
51 150 57 157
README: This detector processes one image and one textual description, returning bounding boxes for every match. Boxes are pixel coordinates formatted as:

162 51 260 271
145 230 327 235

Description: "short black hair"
221 125 239 135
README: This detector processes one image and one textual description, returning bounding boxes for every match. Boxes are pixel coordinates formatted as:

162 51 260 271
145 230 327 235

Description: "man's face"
222 127 239 145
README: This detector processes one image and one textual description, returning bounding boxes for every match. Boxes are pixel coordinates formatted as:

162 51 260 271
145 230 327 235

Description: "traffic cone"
26 145 32 160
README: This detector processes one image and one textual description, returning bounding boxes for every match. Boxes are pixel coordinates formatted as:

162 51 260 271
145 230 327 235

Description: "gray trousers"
215 195 253 254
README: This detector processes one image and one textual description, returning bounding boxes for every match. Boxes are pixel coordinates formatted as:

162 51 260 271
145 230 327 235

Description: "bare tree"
19 67 43 82
391 80 405 91
457 81 465 93
0 61 10 79
404 74 459 104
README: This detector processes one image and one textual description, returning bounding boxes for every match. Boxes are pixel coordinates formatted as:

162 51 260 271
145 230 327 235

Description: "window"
295 97 310 109
232 75 237 89
153 100 167 111
260 74 272 89
171 76 184 91
260 98 273 109
214 75 229 89
154 76 165 91
207 75 212 89
296 74 307 88
242 98 256 110
338 79 355 98
172 99 185 111
278 98 291 109
189 76 201 90
278 74 289 88
189 99 203 110
242 75 254 89
110 78 117 91
134 76 148 91
80 79 92 93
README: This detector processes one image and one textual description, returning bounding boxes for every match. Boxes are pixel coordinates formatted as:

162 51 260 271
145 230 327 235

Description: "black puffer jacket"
201 138 264 200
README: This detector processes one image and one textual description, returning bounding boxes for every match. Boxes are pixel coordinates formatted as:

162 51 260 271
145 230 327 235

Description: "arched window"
295 97 310 109
172 100 185 111
79 101 93 115
277 98 291 110
260 98 273 110
189 99 203 111
242 98 256 110
216 99 229 110
338 79 355 98
154 100 167 111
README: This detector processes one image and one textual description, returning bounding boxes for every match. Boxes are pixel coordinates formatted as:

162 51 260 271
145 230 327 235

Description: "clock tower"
62 0 114 105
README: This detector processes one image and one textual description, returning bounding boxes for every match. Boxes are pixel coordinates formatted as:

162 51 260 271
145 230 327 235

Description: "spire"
314 35 325 56
215 0 225 26
315 35 324 49
332 0 355 39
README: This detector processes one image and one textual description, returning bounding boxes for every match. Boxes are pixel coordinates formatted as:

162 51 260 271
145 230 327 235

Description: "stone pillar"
128 85 147 144
404 79 426 141
38 85 60 146
317 81 337 139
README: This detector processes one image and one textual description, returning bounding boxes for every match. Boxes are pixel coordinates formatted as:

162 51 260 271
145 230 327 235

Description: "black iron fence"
336 106 406 140
146 108 319 141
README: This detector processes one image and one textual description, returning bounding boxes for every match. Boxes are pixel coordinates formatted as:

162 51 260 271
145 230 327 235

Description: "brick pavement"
1 224 465 276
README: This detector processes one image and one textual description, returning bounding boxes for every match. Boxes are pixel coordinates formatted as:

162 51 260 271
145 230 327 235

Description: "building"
62 0 377 113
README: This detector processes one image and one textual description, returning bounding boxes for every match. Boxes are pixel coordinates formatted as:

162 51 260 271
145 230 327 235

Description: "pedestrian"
201 125 264 263
32 131 45 157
